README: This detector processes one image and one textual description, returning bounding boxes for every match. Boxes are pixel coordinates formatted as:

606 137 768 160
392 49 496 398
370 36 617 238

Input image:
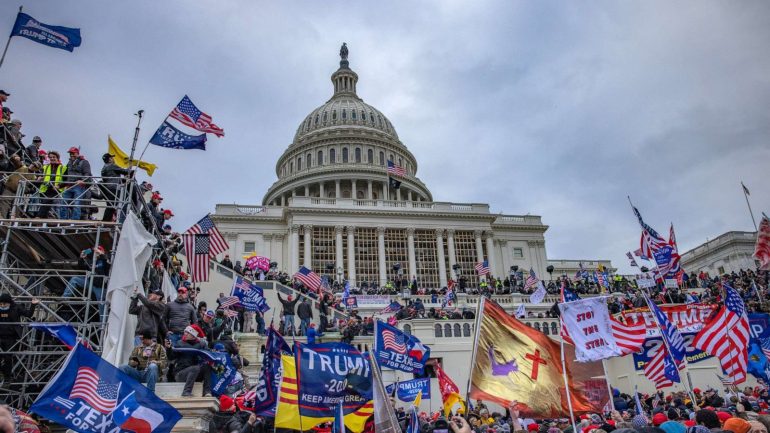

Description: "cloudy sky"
3 1 768 273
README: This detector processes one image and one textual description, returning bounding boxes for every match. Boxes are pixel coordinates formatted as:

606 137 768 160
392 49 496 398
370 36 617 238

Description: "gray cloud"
3 0 768 273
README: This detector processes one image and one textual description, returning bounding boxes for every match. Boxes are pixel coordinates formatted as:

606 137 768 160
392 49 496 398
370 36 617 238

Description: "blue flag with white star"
30 344 180 433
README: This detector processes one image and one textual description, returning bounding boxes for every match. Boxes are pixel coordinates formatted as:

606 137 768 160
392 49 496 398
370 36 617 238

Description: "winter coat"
297 301 313 320
165 297 197 334
129 294 166 338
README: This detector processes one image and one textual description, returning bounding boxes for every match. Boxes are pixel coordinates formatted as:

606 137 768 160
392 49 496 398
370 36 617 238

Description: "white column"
396 188 401 201
319 182 325 198
335 225 344 278
263 234 273 258
273 234 284 269
291 189 296 197
335 180 341 198
367 180 373 199
304 185 310 196
436 229 448 288
377 226 387 286
382 182 387 201
485 231 496 277
447 229 457 281
281 195 285 206
407 228 417 281
407 190 412 201
351 179 357 199
346 226 356 286
474 230 484 263
290 225 299 272
303 225 312 268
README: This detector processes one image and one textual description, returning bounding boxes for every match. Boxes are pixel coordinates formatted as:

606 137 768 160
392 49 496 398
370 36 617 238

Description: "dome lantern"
331 43 358 98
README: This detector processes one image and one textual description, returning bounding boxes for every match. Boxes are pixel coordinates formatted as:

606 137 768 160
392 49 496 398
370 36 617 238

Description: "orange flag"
470 298 605 418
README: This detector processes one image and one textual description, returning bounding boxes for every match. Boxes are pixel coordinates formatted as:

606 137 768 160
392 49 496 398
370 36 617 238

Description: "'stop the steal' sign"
559 297 621 362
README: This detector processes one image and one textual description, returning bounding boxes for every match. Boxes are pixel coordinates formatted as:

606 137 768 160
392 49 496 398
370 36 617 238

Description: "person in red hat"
165 286 198 346
60 146 92 220
164 324 211 397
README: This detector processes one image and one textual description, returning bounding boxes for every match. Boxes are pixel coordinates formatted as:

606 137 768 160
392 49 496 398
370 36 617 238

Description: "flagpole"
127 110 144 167
464 296 485 404
741 182 758 231
601 359 615 413
0 7 21 71
559 316 578 433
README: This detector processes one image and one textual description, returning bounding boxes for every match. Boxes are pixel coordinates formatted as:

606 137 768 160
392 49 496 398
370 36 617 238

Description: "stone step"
155 382 205 398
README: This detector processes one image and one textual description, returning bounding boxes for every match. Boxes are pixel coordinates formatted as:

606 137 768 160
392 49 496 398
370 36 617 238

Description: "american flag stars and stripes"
610 317 647 356
69 367 120 414
184 215 229 283
524 268 538 289
293 266 321 292
386 160 406 177
644 346 682 388
382 329 407 353
475 260 490 276
169 95 225 137
647 297 687 362
186 215 229 256
693 284 751 384
219 296 240 309
379 301 402 315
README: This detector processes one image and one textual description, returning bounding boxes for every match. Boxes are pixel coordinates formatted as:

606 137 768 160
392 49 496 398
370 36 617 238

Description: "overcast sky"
3 1 768 273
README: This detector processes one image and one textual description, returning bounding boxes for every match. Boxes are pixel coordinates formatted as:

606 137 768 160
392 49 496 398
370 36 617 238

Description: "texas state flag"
112 392 163 433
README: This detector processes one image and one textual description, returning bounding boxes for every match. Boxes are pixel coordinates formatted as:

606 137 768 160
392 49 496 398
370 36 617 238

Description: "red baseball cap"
177 287 188 294
152 193 163 201
67 147 79 154
163 209 174 216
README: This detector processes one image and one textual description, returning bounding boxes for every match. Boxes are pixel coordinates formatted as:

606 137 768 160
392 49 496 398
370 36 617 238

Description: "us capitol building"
211 45 612 286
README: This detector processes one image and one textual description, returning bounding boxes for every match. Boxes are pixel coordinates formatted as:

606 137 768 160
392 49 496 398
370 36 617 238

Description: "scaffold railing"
0 171 165 408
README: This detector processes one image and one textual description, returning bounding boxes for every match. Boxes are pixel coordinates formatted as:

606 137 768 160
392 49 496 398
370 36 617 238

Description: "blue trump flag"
374 320 431 374
253 327 291 415
149 121 207 150
385 378 431 402
172 348 236 397
11 12 82 52
295 342 372 419
30 344 180 433
231 276 270 313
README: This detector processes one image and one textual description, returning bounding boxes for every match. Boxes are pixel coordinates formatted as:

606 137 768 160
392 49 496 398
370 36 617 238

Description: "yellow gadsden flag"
469 298 599 418
107 135 157 176
274 355 373 433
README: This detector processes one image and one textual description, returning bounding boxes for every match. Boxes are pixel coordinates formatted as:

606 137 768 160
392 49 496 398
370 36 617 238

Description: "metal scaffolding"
0 172 158 408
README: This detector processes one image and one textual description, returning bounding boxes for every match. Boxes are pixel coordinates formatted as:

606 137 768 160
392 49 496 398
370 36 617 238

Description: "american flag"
69 367 120 414
610 317 647 356
693 284 750 384
716 374 735 388
524 268 538 289
379 301 402 315
647 296 686 362
233 276 253 292
755 216 770 271
184 215 229 282
626 251 639 267
293 266 321 292
760 337 770 362
643 345 682 388
219 296 240 309
386 160 406 177
475 260 490 276
382 329 407 353
222 308 238 318
169 95 225 137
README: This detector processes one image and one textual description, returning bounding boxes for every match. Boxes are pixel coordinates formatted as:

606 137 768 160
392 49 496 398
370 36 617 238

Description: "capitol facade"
211 46 612 287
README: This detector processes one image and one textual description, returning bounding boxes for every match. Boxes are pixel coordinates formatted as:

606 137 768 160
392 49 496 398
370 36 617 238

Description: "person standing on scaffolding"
60 147 91 221
34 150 64 218
99 153 131 222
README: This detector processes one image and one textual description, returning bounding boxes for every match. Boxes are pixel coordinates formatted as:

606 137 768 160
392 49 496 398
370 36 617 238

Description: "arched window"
390 154 394 163
463 323 471 337
355 148 361 163
434 324 442 337
342 109 347 120
306 153 312 168
379 151 385 165
551 323 559 335
534 322 541 332
351 110 357 120
361 111 366 121
317 150 323 166
342 148 349 163
398 158 402 167
543 323 550 335
378 115 383 127
289 161 293 173
367 149 373 164
453 324 461 337
370 112 375 125
403 324 412 336
315 114 319 125
322 112 327 123
332 110 337 121
329 148 336 163
444 324 451 337
297 157 302 171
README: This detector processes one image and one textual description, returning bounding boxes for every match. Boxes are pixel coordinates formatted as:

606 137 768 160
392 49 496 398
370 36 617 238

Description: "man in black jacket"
0 293 38 382
99 153 131 222
60 147 92 220
166 325 211 397
129 288 166 345
297 298 313 336
277 293 299 336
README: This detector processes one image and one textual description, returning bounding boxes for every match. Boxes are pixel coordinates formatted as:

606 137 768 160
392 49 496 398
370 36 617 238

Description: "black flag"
389 176 401 189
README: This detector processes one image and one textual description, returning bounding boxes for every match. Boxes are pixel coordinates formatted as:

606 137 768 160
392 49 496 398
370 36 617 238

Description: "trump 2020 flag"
374 320 431 374
149 121 207 150
253 327 291 416
231 276 270 313
29 323 80 349
558 297 622 362
11 12 82 52
30 344 180 433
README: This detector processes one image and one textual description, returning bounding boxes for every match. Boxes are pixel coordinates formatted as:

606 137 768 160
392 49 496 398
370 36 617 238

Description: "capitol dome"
263 44 433 206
